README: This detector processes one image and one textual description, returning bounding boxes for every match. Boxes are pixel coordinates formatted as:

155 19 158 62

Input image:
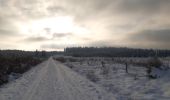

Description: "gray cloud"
0 17 20 37
53 33 73 38
61 0 170 38
116 0 170 14
0 29 18 36
129 29 170 42
127 29 170 49
1 0 170 22
47 6 66 14
23 32 73 42
88 41 114 47
24 37 50 42
64 0 170 20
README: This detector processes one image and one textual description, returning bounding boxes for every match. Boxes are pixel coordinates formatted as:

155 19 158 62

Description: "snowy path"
0 58 115 100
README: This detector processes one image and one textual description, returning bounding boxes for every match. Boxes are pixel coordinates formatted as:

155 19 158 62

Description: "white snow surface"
64 57 170 100
0 58 115 100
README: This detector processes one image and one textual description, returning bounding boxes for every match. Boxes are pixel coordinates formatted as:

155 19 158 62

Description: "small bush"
68 58 77 62
54 57 66 63
101 61 109 75
148 57 162 69
0 73 8 85
102 66 109 75
146 57 163 79
66 64 74 69
148 74 157 79
86 70 99 82
0 55 43 85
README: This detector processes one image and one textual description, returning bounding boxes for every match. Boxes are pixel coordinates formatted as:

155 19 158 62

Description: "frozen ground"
0 58 115 100
64 57 170 100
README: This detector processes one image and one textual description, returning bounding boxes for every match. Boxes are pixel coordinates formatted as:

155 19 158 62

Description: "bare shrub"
66 64 74 69
68 58 77 62
146 57 163 79
148 57 162 69
54 57 66 63
86 70 99 82
0 56 43 85
101 61 109 75
125 62 128 73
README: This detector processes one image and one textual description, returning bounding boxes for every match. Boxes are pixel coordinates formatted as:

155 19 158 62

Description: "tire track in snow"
52 59 115 100
21 59 50 100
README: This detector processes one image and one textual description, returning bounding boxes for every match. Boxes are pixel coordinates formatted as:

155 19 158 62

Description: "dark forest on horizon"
1 47 170 58
64 47 170 57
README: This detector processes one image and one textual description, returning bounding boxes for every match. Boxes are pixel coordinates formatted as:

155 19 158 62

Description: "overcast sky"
0 0 170 51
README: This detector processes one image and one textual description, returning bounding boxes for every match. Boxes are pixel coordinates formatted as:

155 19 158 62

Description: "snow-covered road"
0 58 115 100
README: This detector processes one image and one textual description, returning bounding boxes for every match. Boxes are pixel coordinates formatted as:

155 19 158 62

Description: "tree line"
64 47 170 57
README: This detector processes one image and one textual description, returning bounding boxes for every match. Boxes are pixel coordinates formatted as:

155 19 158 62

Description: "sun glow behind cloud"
32 16 73 33
20 16 91 38
16 15 94 50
